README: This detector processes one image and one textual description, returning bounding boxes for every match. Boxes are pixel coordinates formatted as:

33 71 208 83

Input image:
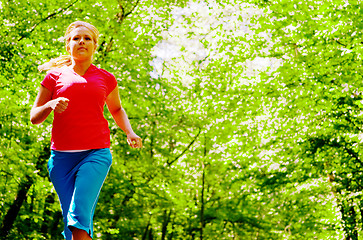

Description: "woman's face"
67 26 97 61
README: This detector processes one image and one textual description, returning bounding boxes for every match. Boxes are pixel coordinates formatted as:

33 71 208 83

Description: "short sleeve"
41 71 58 92
105 72 118 96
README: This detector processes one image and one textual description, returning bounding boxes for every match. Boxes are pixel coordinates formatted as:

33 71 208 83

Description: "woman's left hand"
127 132 143 148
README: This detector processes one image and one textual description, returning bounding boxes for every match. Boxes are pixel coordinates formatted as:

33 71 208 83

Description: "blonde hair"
38 21 99 72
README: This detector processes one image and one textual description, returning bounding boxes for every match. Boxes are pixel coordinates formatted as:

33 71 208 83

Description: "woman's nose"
79 38 85 44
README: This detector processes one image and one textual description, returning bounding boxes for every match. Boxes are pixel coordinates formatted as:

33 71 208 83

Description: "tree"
3 0 356 238
243 0 363 238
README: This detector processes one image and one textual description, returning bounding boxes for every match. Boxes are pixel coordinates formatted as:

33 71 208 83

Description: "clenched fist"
50 97 69 113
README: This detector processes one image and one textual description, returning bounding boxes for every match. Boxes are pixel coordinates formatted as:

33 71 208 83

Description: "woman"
30 21 142 240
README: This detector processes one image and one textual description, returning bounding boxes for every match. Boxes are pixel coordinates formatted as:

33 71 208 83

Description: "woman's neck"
70 59 92 76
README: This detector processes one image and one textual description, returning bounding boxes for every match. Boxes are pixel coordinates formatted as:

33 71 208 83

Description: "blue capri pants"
47 148 112 240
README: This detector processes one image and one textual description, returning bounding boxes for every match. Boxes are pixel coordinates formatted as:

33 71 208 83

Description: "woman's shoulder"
45 67 65 78
92 64 115 79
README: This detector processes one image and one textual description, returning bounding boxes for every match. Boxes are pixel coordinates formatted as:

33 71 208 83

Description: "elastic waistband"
53 149 91 153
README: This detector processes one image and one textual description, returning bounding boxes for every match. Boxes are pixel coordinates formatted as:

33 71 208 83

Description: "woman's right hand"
31 86 69 124
49 97 69 113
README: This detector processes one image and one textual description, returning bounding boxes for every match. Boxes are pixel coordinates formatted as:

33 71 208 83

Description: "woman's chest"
54 72 107 103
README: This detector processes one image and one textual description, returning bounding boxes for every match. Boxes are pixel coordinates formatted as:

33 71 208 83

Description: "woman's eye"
86 37 91 40
73 37 79 40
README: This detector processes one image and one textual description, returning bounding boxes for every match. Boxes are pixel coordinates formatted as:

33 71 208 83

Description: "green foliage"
1 0 362 239
243 0 363 238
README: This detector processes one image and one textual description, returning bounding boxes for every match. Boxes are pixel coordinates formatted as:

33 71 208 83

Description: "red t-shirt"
41 64 117 150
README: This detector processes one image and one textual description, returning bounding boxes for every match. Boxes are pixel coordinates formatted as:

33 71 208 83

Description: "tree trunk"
340 198 358 240
142 214 152 240
200 134 208 240
200 163 205 240
40 194 62 236
0 177 33 238
167 216 175 240
161 210 172 240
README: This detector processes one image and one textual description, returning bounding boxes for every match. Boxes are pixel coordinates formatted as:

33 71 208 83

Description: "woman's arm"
30 85 69 124
106 86 142 148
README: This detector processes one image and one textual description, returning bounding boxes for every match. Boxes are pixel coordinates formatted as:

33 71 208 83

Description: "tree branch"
18 0 80 41
167 127 201 166
125 0 140 18
117 0 140 22
334 39 348 48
